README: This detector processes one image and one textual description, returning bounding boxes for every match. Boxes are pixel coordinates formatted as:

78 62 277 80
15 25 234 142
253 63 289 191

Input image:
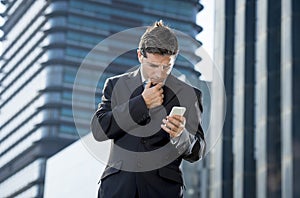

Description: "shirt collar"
140 68 146 83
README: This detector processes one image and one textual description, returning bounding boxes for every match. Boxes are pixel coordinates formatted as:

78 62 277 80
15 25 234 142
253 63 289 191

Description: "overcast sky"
196 0 215 81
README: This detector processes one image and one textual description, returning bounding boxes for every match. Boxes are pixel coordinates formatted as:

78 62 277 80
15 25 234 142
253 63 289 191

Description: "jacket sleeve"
171 90 206 162
91 78 150 141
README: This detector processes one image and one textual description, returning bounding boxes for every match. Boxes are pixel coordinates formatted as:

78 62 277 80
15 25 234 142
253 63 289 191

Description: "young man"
91 20 206 198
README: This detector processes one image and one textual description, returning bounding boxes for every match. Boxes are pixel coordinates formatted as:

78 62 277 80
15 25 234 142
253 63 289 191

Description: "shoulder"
105 69 139 84
106 71 131 82
169 75 203 110
169 75 202 97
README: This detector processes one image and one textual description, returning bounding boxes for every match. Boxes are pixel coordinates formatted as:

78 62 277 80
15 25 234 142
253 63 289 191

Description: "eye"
149 64 159 68
163 65 171 70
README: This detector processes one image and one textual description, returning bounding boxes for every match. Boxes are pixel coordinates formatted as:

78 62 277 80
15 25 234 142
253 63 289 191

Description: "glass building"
0 0 205 197
209 0 300 197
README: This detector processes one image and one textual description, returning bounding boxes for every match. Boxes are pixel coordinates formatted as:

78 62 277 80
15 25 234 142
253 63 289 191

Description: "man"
91 20 206 198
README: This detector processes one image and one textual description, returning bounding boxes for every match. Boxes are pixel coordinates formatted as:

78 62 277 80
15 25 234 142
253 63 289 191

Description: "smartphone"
169 106 186 116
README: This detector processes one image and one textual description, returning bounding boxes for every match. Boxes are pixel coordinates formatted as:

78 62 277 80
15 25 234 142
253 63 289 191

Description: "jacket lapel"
163 75 183 106
124 68 143 97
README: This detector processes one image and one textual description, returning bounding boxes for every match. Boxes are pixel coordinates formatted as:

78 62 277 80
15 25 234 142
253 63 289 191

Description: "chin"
150 79 164 84
151 81 162 85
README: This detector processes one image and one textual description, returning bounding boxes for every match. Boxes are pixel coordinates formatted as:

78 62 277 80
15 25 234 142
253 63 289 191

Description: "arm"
172 106 206 162
91 78 150 141
162 89 206 162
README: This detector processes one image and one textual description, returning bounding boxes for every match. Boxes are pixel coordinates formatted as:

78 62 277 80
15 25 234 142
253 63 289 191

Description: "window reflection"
0 159 44 197
0 130 44 168
4 1 45 54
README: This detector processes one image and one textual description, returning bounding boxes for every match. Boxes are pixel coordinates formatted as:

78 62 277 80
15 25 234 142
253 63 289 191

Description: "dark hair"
139 20 178 58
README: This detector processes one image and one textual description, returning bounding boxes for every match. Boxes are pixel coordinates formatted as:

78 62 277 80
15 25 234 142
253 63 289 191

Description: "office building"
0 0 204 197
209 0 300 197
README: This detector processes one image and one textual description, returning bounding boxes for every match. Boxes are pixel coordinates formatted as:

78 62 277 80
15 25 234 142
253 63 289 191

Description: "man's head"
137 20 178 84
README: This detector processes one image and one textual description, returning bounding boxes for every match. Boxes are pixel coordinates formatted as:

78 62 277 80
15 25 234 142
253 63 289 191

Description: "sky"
196 0 215 81
197 0 215 58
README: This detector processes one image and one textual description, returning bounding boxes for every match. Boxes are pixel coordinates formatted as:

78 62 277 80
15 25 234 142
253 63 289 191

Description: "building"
44 134 109 198
0 0 205 197
209 0 300 197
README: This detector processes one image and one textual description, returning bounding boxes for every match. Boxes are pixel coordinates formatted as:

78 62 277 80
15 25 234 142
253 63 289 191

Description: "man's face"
138 51 176 84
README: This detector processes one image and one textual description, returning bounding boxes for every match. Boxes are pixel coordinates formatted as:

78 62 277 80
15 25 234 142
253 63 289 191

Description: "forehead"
145 53 175 64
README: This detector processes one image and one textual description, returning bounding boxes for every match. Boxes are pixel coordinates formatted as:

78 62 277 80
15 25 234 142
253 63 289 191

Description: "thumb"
145 81 151 89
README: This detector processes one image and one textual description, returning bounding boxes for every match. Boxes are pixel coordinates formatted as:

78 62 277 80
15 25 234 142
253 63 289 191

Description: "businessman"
91 20 206 198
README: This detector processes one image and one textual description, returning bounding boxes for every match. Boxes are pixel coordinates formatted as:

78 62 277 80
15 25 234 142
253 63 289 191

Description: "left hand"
161 115 186 138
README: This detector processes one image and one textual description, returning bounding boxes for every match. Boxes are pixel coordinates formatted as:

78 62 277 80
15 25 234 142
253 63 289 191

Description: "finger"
178 123 185 131
170 115 185 125
153 95 163 104
161 123 173 134
166 116 181 128
162 119 177 131
156 93 164 104
161 124 178 138
161 124 169 132
172 115 184 122
145 81 152 89
155 89 163 97
162 121 181 136
154 82 164 90
159 96 164 104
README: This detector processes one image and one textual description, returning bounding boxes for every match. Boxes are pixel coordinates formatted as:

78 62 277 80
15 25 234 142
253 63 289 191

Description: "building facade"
0 0 204 197
209 0 300 197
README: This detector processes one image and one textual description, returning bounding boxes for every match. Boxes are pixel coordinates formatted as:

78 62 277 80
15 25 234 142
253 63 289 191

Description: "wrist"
141 93 150 109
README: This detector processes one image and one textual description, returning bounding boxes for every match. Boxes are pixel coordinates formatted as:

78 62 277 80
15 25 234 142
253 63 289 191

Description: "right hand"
142 82 164 109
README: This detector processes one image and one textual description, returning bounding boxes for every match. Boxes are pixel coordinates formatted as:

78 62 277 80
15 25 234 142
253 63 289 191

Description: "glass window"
14 185 39 198
63 66 102 88
59 125 77 135
7 1 23 16
4 1 45 51
0 159 44 198
60 107 92 120
141 0 194 18
5 16 44 61
65 47 89 59
3 32 44 89
2 47 43 101
59 124 88 137
0 130 44 168
70 1 111 18
67 14 125 32
67 31 104 45
0 110 44 155
62 90 96 104
0 69 46 139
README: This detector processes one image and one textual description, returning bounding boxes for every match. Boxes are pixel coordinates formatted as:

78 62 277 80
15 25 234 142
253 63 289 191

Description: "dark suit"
91 68 205 198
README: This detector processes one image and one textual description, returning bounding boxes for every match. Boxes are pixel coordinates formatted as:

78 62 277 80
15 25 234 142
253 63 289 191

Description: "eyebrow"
148 62 171 67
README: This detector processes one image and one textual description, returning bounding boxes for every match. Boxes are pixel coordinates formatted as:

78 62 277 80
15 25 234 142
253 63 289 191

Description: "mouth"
149 79 164 84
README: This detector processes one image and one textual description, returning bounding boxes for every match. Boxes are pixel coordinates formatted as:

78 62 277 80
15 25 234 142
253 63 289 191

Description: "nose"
154 67 164 78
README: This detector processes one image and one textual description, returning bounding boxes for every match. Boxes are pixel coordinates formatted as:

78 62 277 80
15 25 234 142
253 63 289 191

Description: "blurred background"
0 0 299 198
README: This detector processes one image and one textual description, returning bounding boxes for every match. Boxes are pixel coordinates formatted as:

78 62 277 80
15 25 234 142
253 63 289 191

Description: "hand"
142 82 164 109
161 115 186 138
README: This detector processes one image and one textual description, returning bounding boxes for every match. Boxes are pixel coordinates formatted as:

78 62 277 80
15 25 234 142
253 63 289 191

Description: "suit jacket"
91 68 205 198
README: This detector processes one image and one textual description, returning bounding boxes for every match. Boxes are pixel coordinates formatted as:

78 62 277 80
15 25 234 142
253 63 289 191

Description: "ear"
137 49 143 63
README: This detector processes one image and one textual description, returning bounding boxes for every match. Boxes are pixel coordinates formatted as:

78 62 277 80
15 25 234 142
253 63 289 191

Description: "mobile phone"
169 106 186 116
